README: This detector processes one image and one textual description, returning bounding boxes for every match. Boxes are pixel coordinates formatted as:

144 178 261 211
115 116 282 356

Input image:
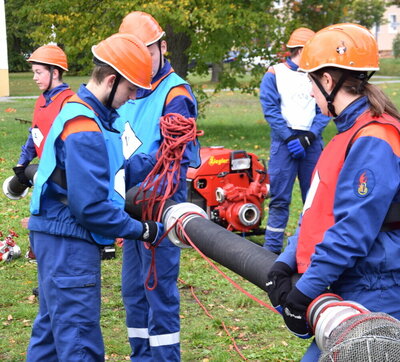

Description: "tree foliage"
4 0 395 102
5 0 38 71
345 0 386 29
281 0 352 33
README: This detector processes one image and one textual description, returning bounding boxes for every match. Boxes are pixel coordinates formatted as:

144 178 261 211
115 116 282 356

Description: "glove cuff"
140 221 156 242
269 261 293 277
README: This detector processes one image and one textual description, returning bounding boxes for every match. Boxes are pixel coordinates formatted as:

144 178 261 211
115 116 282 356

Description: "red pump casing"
186 146 269 233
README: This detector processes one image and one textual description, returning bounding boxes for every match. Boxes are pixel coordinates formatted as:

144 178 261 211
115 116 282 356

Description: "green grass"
1 74 400 361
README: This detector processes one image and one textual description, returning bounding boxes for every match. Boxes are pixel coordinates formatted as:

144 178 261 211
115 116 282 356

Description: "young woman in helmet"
117 11 200 361
13 45 74 187
26 33 164 361
265 23 400 361
14 45 75 262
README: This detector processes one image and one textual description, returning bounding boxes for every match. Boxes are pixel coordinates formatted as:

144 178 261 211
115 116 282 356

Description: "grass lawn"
1 71 400 361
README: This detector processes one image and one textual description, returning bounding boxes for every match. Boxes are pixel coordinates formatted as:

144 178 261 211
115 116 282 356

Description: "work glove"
12 166 32 187
285 132 316 159
265 261 294 314
282 286 313 339
139 221 164 246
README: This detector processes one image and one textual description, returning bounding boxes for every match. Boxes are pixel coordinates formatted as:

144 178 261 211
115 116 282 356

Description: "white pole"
0 0 10 97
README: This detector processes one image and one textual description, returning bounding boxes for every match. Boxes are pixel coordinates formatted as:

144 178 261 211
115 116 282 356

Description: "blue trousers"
122 238 181 361
27 231 103 361
264 138 323 253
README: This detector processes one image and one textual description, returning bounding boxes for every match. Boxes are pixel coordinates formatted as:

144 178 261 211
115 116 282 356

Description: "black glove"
139 221 164 246
298 131 316 149
13 166 32 187
265 261 294 314
282 286 313 339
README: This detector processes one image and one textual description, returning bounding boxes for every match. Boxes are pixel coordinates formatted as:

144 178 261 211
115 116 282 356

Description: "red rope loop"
135 113 203 222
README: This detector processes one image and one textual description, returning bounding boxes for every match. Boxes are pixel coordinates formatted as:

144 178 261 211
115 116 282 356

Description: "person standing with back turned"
260 28 330 254
265 23 400 361
26 33 164 361
117 11 201 362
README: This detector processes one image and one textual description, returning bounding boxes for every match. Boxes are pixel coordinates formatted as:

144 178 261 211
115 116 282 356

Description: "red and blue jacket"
18 83 74 164
278 96 400 300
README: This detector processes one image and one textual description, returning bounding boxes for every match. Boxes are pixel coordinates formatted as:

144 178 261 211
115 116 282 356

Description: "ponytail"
313 67 400 120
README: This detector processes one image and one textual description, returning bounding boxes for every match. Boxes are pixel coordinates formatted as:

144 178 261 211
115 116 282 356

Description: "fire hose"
4 167 400 360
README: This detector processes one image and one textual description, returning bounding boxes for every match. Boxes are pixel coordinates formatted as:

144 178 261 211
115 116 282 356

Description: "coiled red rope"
135 113 203 290
135 112 203 222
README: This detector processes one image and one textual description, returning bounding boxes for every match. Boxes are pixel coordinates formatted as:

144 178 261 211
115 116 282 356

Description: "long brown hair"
313 67 400 120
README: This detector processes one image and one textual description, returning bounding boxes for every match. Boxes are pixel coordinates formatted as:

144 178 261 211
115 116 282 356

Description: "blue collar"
136 60 172 98
285 57 298 71
334 96 369 133
43 83 70 106
77 84 119 130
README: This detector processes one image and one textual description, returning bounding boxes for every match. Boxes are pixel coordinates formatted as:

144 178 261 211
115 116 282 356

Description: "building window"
389 14 398 34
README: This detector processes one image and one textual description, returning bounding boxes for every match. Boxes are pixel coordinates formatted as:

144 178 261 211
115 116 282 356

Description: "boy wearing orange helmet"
266 23 400 360
26 33 163 361
117 11 200 362
260 27 330 255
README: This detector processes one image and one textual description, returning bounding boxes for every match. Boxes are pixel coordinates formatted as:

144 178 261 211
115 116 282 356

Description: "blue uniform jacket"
259 58 330 141
119 60 200 203
279 96 400 301
28 85 155 242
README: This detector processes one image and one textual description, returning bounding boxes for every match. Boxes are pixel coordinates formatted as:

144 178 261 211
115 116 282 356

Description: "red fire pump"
186 146 269 234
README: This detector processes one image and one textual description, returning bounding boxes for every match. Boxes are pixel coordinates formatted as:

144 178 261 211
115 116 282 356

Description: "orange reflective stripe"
61 116 100 140
165 85 193 106
152 68 174 91
353 123 400 157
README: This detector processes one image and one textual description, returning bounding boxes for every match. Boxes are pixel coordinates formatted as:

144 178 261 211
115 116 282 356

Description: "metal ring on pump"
2 176 29 200
238 203 260 226
162 202 208 248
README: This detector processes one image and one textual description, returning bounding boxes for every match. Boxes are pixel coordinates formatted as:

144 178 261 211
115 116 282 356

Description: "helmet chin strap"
46 65 54 91
310 72 348 117
106 73 121 108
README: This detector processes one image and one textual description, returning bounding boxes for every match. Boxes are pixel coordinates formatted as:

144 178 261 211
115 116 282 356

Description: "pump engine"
186 146 269 234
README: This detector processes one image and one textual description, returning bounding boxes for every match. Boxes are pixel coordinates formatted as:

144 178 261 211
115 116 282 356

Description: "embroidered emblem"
354 169 375 197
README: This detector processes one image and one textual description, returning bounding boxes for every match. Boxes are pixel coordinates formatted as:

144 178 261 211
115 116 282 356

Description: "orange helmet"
119 11 165 46
27 45 69 71
91 33 152 89
287 27 315 48
298 23 379 73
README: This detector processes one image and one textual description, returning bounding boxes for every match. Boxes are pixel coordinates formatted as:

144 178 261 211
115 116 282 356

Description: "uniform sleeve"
62 117 144 240
259 70 292 141
296 125 400 299
125 152 156 189
18 129 37 165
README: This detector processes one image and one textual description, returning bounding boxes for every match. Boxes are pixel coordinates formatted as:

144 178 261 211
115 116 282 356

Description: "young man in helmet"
260 27 330 255
117 11 200 362
26 33 164 361
265 23 400 360
14 45 75 262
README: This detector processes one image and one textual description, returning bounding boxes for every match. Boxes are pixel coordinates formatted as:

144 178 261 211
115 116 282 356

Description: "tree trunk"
211 62 223 83
164 24 191 79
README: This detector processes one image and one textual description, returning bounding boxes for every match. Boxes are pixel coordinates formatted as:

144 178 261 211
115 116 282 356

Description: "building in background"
0 0 10 97
372 4 400 57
